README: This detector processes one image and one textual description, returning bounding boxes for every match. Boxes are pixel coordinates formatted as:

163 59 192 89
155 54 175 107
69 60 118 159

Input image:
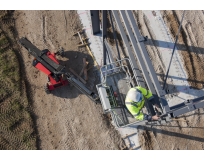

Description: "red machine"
19 37 100 103
20 38 68 93
20 37 68 93
33 49 69 93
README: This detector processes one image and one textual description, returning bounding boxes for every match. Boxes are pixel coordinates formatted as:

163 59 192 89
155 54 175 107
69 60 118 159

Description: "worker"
125 86 162 121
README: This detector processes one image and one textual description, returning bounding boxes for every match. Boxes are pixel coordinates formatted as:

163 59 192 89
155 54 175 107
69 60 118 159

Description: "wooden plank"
87 65 93 71
79 58 87 77
69 68 86 84
82 38 100 70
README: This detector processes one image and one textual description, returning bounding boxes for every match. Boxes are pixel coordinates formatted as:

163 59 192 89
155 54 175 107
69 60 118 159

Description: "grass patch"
0 37 8 45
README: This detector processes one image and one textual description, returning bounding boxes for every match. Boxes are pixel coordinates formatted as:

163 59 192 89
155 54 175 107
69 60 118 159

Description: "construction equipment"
19 9 204 128
91 10 204 128
19 37 100 103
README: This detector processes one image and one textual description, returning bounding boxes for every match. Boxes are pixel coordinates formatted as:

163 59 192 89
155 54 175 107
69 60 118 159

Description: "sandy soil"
14 10 126 150
133 10 204 150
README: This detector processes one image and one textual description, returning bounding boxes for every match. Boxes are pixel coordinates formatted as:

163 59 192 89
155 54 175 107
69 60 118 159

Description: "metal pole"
103 42 107 65
90 10 100 35
102 11 107 65
109 10 121 61
163 11 185 90
102 10 107 38
104 39 116 64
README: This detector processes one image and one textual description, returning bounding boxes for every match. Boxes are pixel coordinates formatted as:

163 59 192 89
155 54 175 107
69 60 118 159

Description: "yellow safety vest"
125 86 154 120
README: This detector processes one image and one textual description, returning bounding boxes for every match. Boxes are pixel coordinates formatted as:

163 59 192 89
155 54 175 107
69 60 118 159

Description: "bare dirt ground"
14 10 126 150
133 10 204 150
0 11 36 150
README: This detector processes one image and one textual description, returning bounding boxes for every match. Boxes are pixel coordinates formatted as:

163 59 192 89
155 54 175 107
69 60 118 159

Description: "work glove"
144 114 152 121
144 114 160 121
152 115 160 121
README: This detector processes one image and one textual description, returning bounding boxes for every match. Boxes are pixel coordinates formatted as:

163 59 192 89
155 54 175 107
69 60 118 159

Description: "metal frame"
89 10 204 127
97 59 168 127
100 58 130 85
112 10 158 117
97 58 146 127
125 10 170 113
112 10 145 88
119 11 160 107
169 96 204 117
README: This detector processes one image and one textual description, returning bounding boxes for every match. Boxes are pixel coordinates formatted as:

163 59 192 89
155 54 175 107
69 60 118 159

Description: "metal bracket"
138 36 148 42
184 99 196 112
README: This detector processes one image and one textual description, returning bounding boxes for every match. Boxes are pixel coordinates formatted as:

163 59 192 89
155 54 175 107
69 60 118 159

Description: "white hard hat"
127 89 142 102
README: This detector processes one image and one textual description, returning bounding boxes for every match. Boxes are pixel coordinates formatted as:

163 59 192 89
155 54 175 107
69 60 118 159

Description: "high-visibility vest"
125 86 154 120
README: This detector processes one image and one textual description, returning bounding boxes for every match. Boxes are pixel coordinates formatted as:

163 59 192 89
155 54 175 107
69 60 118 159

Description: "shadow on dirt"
145 38 204 55
146 124 204 129
157 73 204 90
46 50 100 99
137 125 204 142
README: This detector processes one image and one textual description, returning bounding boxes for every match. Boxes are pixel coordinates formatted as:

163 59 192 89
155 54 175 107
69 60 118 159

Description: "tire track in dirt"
185 22 204 75
41 15 55 50
63 11 68 34
70 97 97 150
0 126 28 149
184 109 204 149
63 119 78 149
185 23 200 54
48 88 78 150
42 16 47 48
138 128 154 150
